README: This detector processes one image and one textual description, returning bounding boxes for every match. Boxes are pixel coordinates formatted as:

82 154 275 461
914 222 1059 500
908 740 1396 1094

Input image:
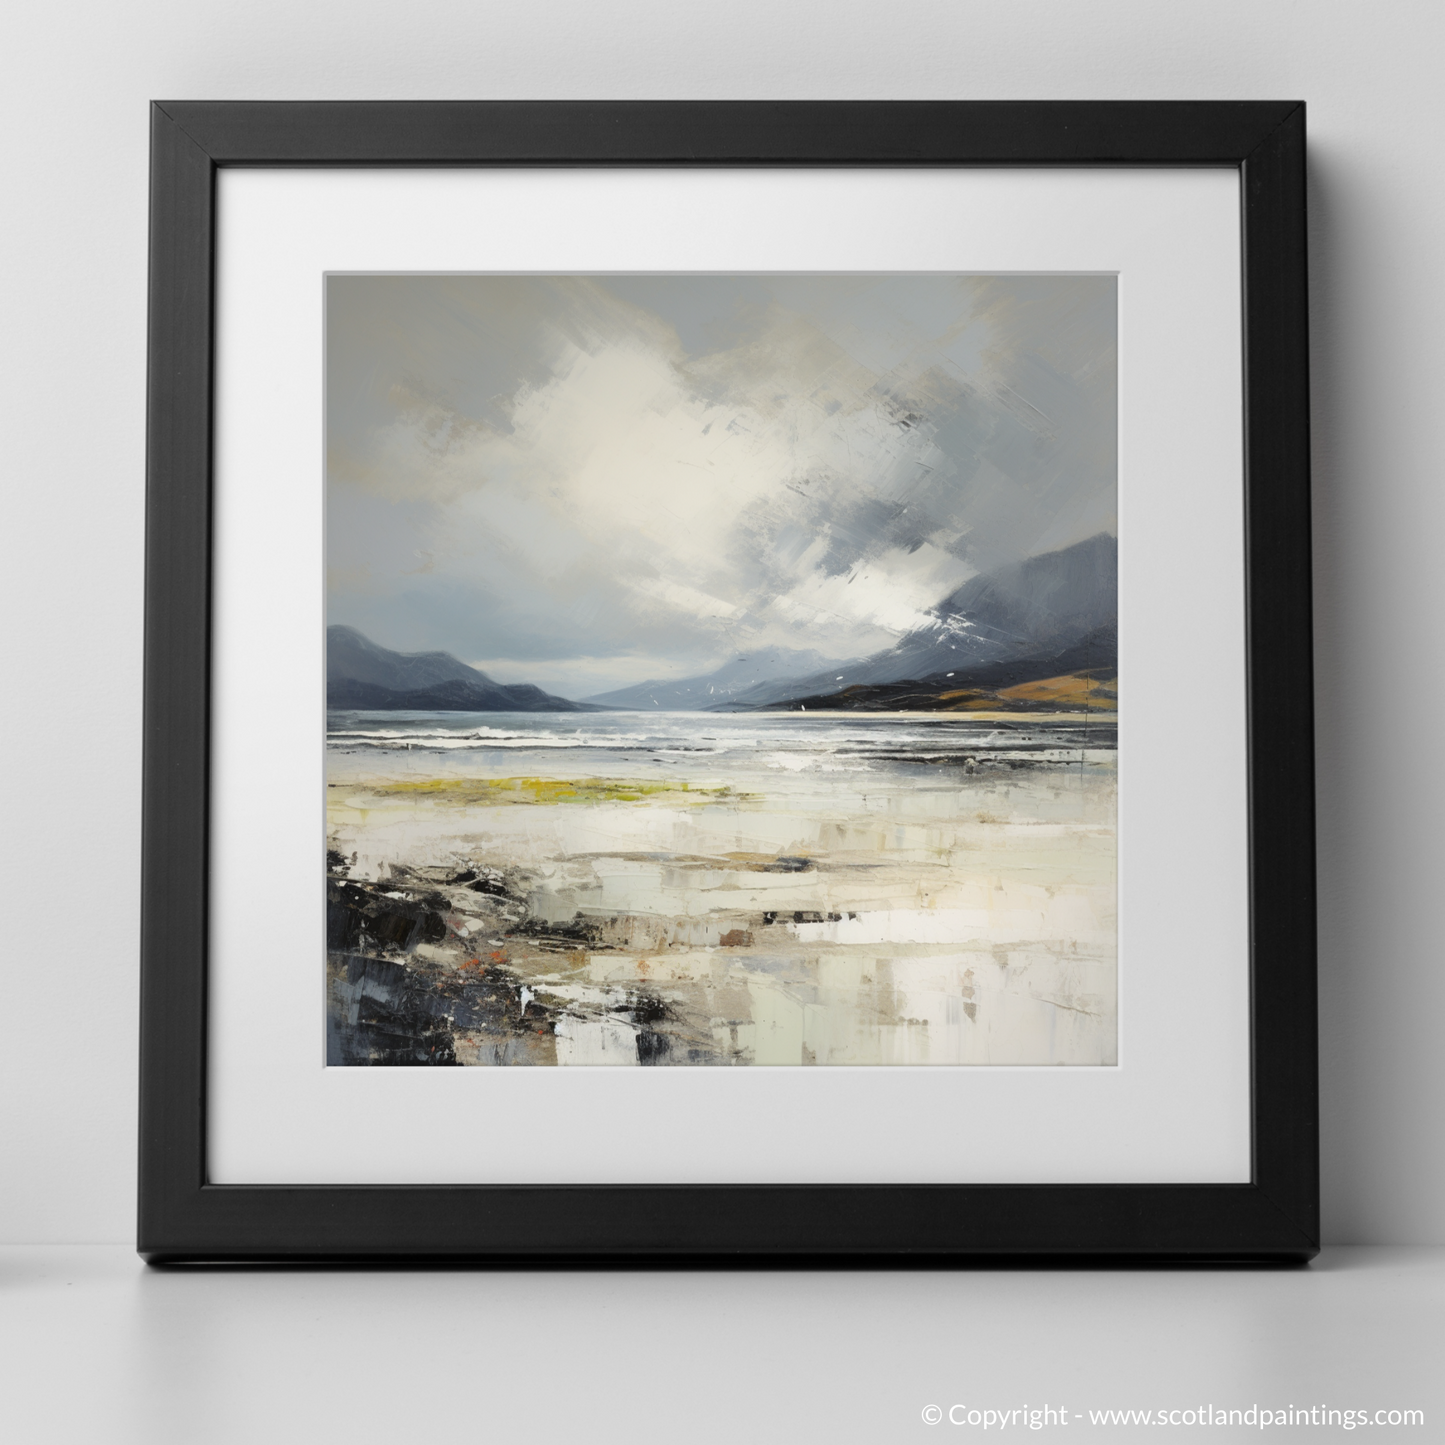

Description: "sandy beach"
325 711 1116 1067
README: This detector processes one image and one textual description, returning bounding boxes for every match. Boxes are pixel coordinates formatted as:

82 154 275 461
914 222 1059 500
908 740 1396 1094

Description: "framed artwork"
140 101 1317 1261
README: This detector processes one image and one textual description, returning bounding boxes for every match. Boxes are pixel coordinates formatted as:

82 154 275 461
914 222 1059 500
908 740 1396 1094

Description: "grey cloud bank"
326 273 1115 698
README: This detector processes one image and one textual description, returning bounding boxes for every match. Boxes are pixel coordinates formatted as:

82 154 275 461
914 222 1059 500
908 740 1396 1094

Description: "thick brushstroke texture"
324 274 1117 1067
584 646 845 711
326 715 1116 1067
722 533 1117 709
327 274 1115 698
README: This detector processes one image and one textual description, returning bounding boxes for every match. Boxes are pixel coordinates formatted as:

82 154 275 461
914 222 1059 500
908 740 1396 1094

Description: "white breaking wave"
325 709 1115 769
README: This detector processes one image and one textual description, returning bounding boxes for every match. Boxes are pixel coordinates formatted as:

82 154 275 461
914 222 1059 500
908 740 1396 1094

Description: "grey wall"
1 0 1439 1245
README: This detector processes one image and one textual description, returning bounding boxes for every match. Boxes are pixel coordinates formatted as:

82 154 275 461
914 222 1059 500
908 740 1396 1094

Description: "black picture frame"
140 100 1316 1264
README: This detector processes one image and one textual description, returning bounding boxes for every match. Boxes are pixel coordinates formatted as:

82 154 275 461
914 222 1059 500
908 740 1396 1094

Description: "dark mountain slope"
720 534 1116 710
326 626 600 711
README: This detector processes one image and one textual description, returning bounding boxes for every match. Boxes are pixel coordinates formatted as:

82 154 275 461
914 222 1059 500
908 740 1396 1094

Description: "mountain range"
759 625 1116 713
327 533 1116 716
326 626 602 712
583 646 844 711
720 532 1117 710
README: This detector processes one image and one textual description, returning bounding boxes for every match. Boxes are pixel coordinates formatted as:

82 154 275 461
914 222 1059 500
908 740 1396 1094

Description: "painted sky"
326 274 1116 697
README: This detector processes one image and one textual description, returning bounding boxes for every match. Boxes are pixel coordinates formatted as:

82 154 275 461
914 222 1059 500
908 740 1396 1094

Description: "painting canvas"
324 274 1117 1068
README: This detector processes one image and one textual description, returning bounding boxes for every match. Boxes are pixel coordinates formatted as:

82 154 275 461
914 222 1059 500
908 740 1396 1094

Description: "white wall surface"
0 0 1439 1245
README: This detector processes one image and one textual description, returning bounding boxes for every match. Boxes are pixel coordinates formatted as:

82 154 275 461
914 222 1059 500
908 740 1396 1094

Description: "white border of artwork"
209 167 1249 1185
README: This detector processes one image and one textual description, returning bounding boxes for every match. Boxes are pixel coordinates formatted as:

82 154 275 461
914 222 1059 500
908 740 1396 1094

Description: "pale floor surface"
0 1246 1440 1444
